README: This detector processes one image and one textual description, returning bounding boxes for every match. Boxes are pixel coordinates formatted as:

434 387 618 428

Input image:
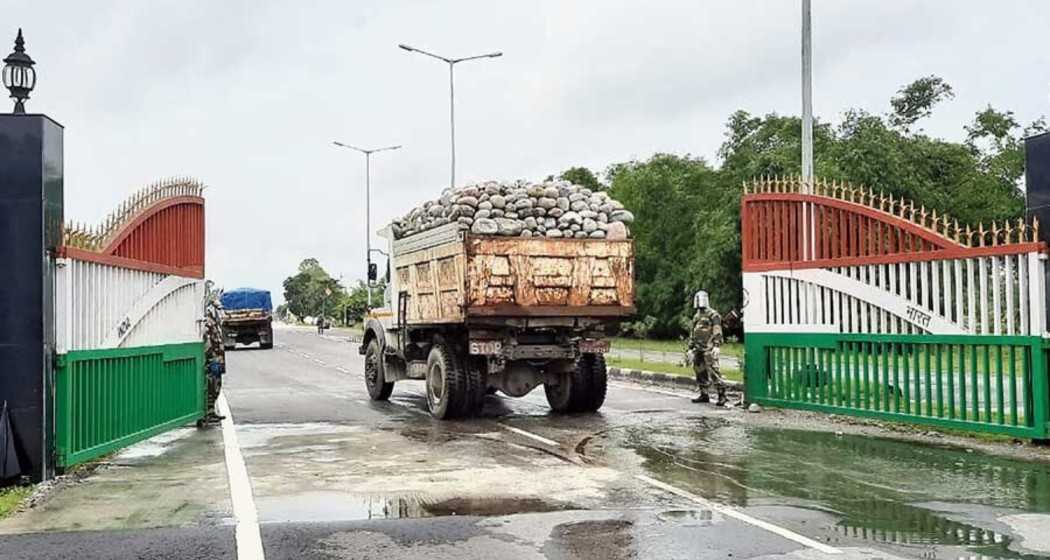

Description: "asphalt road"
2 324 1048 559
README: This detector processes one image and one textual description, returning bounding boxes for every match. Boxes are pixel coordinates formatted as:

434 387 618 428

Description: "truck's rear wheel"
364 339 393 401
425 343 468 419
578 354 608 412
463 360 486 418
545 353 607 413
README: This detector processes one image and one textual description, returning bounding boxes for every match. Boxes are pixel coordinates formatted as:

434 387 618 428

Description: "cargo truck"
360 223 635 419
221 288 274 350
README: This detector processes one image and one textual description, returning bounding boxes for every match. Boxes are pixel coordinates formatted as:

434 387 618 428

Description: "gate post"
0 114 64 481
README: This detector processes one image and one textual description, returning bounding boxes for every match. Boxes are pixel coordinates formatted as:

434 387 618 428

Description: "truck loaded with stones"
361 179 636 419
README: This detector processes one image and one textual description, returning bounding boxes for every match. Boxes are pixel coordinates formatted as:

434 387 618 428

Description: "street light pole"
801 0 813 187
449 62 455 189
332 141 401 309
399 44 502 189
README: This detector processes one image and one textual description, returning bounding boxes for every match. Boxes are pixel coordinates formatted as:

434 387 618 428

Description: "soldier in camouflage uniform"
689 290 727 406
200 287 227 426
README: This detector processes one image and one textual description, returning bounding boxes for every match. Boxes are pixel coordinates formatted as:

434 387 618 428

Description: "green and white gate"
741 177 1050 439
54 179 208 466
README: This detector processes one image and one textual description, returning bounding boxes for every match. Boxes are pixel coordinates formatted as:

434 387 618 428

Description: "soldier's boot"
715 388 728 407
691 392 710 404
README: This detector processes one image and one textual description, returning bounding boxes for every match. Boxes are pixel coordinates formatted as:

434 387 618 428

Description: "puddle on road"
255 491 574 523
595 422 1050 558
656 509 714 526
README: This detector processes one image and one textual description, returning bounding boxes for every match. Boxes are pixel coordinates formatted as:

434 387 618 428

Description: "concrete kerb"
607 366 743 393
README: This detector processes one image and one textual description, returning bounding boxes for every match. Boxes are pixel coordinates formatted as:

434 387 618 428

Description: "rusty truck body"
360 223 635 419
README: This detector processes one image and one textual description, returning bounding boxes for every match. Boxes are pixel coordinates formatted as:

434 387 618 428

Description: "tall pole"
365 152 372 307
801 0 813 188
398 44 502 191
332 141 401 311
449 62 455 189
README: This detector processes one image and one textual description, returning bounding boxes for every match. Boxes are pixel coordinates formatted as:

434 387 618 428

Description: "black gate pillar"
0 114 63 482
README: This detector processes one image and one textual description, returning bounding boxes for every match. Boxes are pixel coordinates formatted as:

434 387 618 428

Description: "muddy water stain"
255 491 574 523
597 422 1050 558
424 496 572 517
545 519 635 560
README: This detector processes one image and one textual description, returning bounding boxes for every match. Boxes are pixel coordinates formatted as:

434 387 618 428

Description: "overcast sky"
9 1 1050 303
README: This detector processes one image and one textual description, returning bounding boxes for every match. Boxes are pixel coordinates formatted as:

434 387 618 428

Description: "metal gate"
54 178 207 466
741 177 1050 439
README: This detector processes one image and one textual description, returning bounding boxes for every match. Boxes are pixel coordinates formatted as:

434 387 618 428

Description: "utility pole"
399 44 502 189
801 0 813 189
332 142 401 309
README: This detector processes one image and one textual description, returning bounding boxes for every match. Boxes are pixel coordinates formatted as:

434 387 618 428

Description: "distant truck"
220 288 274 350
361 223 635 419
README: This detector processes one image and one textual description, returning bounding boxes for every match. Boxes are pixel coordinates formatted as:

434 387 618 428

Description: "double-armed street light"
398 44 501 189
332 141 401 308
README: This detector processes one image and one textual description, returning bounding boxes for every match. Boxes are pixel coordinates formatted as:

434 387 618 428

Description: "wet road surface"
2 324 1049 559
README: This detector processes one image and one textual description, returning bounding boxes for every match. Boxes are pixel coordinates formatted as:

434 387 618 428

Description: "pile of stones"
391 179 634 240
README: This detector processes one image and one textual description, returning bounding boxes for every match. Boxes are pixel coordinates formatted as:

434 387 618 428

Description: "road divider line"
217 394 266 560
635 474 841 555
497 423 560 447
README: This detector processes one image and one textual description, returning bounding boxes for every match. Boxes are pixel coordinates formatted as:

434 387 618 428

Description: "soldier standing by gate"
200 287 227 426
689 290 727 406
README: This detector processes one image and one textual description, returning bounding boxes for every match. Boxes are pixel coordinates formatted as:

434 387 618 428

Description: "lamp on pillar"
3 28 36 114
0 26 60 481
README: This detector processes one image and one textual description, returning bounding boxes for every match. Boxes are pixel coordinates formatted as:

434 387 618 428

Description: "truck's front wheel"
425 343 469 419
364 339 393 401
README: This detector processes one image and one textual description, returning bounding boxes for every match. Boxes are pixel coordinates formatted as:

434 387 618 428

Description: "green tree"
608 154 728 337
341 279 386 325
889 75 954 131
558 166 604 190
282 258 347 321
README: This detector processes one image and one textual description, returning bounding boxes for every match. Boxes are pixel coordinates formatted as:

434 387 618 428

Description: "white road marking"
496 423 560 447
635 474 841 555
217 394 265 560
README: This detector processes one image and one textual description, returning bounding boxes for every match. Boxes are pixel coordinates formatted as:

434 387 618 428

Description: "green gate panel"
54 342 205 467
745 333 1050 440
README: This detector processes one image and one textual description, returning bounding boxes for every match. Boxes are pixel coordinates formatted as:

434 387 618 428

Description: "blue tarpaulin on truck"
221 288 273 312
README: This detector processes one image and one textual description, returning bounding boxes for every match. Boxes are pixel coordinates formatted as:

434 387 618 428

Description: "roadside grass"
0 485 31 519
611 337 743 359
606 355 743 383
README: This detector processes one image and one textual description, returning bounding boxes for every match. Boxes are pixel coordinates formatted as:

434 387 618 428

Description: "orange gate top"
741 176 1044 273
58 177 205 278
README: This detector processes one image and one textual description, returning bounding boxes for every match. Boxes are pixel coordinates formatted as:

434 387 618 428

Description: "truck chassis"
362 317 610 418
